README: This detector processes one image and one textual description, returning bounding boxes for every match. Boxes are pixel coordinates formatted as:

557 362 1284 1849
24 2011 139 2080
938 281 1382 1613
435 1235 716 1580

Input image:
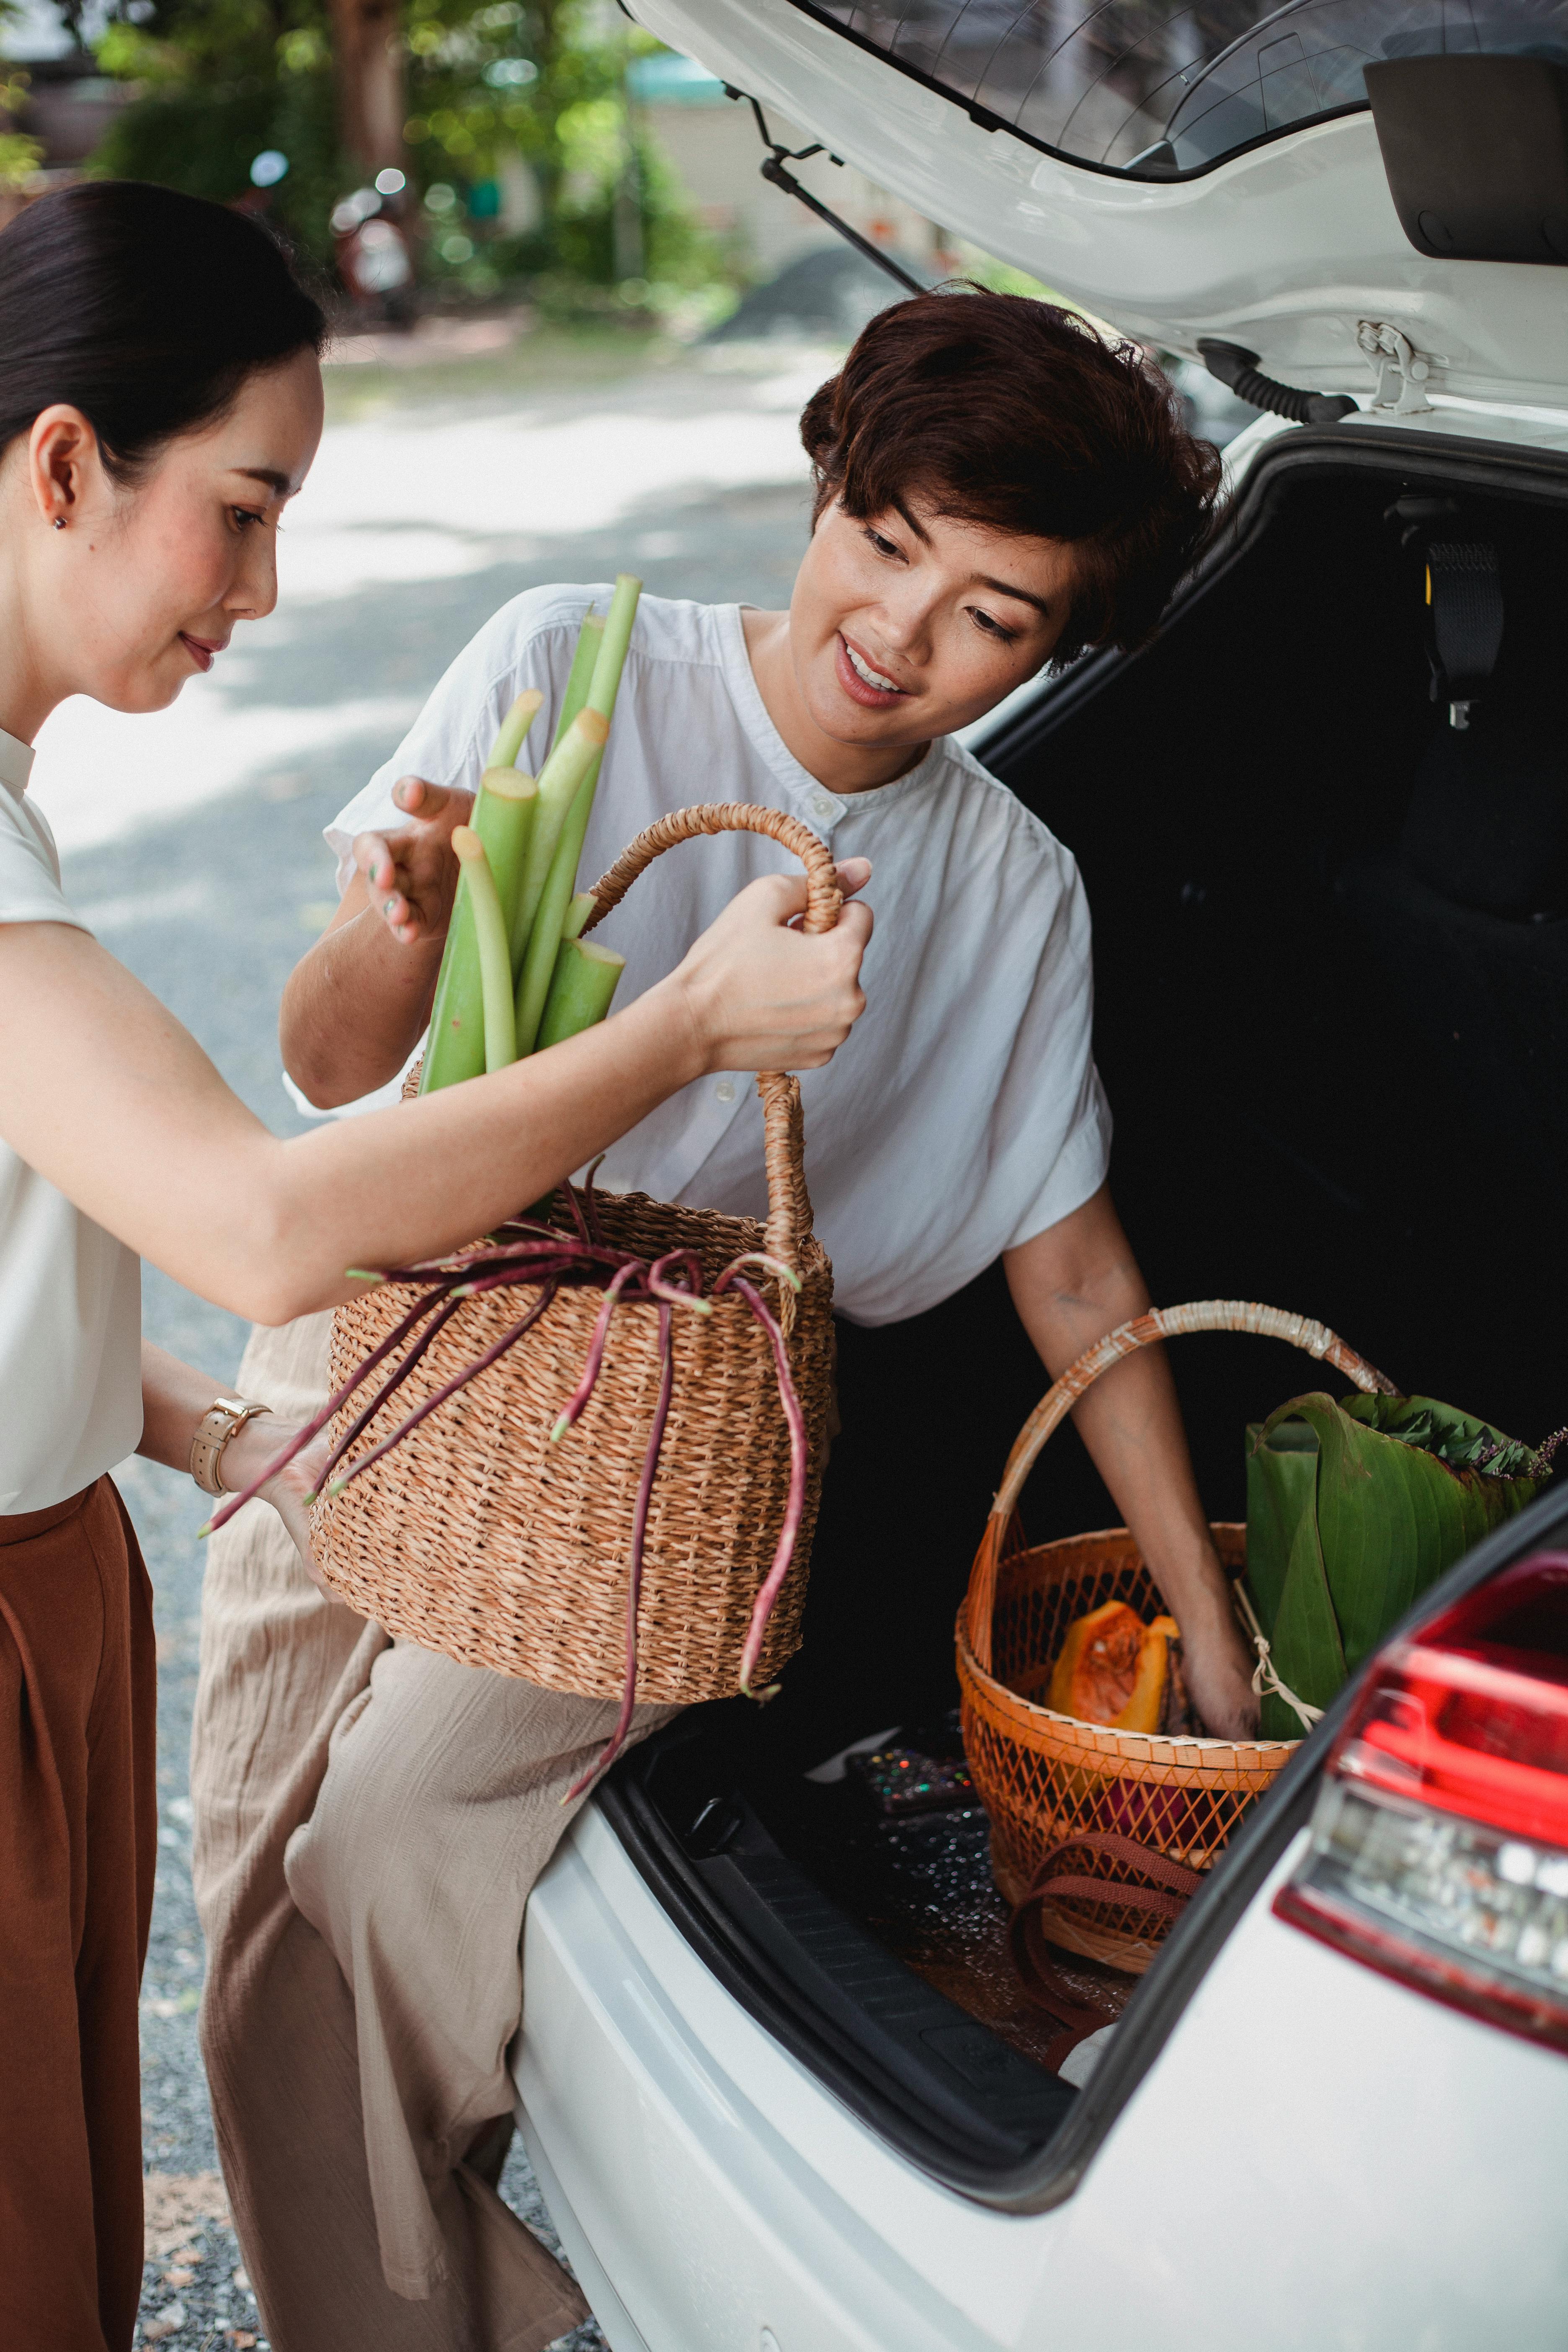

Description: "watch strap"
191 1395 271 1498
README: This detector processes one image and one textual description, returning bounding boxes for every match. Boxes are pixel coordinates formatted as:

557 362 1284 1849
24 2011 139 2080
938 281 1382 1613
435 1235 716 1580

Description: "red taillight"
1274 1554 1568 2055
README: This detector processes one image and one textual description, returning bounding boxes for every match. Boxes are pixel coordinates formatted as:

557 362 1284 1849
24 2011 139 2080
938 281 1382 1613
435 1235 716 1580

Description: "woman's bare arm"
0 874 870 1327
139 1340 329 1574
1003 1183 1259 1738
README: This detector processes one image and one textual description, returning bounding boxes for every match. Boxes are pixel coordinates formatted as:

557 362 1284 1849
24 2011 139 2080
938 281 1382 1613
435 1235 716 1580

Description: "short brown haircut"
800 287 1222 663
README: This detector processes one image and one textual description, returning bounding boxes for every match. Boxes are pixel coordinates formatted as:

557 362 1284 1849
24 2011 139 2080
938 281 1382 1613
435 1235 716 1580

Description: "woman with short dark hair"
798 286 1219 661
0 181 869 2350
211 288 1246 2352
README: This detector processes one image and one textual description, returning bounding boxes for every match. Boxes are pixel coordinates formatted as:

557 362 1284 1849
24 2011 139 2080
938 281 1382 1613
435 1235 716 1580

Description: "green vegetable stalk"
503 627 600 964
490 685 543 773
419 891 485 1094
585 574 642 729
418 580 642 1097
451 825 517 1072
536 937 625 1050
476 766 536 948
562 891 596 941
554 612 604 747
510 709 611 975
514 576 642 1053
418 689 541 1096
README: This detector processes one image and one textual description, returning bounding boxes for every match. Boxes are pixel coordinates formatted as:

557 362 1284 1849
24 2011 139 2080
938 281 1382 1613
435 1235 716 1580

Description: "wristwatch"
191 1394 272 1498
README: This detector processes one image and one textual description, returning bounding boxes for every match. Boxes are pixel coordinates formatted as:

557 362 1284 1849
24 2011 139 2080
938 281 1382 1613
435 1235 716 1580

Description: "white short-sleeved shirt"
325 587 1110 1328
0 730 142 1513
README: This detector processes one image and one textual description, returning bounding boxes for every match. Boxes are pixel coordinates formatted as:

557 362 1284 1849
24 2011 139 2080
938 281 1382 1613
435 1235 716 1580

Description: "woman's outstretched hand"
1171 1582 1261 1740
352 775 473 948
220 1416 334 1594
665 856 872 1074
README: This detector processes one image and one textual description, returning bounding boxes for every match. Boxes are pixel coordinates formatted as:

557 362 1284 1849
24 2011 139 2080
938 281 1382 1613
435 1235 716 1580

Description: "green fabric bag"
1244 1393 1545 1739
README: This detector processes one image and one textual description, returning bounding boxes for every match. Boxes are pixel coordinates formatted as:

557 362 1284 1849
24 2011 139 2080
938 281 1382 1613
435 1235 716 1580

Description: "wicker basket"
309 803 840 1703
957 1300 1397 1973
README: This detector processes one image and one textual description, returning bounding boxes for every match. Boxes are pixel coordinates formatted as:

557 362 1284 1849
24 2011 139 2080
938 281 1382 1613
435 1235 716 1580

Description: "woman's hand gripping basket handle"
583 802 844 1331
966 1301 1400 1677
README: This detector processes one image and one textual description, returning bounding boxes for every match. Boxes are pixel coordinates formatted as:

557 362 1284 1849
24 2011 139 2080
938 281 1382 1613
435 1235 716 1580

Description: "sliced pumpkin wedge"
1047 1601 1180 1732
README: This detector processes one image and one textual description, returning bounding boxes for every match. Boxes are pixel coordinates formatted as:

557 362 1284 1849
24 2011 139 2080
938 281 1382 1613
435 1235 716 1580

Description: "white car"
513 8 1568 2344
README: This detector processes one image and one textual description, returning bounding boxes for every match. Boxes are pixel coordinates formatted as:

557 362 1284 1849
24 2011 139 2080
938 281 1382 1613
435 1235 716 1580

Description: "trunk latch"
1357 322 1439 415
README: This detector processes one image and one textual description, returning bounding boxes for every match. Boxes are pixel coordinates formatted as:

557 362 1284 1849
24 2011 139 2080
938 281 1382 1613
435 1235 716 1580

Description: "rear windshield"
789 2 1568 178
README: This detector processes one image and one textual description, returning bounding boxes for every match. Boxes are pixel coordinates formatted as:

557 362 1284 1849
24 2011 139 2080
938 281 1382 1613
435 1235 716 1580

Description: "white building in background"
627 49 954 281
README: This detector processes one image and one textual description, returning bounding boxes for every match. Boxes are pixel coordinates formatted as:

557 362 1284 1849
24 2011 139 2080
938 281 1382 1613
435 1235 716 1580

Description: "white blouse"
325 588 1111 1329
0 729 141 1512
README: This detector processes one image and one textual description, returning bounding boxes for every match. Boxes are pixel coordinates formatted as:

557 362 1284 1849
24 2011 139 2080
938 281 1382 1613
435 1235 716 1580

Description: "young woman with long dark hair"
0 180 869 2352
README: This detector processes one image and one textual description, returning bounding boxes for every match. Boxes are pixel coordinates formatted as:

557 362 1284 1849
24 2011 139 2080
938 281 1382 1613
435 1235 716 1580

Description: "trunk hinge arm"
725 87 928 298
1357 321 1439 415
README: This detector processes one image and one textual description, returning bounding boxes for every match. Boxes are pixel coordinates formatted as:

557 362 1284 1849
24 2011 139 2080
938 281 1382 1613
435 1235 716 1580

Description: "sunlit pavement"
43 342 826 854
54 333 827 2352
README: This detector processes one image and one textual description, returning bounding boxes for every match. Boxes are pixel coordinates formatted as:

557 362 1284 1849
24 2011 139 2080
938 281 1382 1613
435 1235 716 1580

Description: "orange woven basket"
957 1301 1398 1973
309 803 838 1705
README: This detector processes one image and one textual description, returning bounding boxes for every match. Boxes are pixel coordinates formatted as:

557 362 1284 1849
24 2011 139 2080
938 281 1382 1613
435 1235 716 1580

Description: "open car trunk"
598 418 1568 2205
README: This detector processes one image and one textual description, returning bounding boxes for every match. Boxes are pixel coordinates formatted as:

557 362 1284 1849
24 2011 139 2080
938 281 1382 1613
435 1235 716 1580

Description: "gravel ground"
51 328 821 2351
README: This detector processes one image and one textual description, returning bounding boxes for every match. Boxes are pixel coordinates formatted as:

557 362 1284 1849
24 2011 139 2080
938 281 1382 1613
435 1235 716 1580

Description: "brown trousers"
0 1478 155 2352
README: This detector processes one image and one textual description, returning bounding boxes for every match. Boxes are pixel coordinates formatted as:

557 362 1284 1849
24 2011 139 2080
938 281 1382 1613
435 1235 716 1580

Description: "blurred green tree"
83 0 726 305
0 67 46 184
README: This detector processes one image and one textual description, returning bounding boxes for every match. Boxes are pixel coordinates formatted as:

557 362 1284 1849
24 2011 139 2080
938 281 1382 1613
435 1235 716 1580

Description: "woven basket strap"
967 1302 1396 1675
995 1304 1398 1520
1025 1831 1206 1901
1035 1875 1190 1918
583 802 840 1300
758 1072 810 1317
1009 1833 1203 2063
1004 1924 1117 2072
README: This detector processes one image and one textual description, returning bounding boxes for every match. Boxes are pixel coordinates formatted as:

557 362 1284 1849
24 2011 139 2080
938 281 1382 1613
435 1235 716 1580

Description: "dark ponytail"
0 180 326 480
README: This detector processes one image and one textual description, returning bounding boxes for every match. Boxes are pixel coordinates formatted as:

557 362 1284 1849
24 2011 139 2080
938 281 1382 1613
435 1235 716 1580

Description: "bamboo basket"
309 804 838 1702
957 1301 1398 1973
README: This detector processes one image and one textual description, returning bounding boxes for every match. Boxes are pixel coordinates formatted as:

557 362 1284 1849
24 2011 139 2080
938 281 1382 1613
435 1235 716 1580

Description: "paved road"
49 330 824 2352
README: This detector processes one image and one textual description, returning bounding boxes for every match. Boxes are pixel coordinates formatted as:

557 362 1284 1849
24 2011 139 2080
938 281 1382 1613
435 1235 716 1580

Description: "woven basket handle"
582 803 841 1284
967 1301 1398 1676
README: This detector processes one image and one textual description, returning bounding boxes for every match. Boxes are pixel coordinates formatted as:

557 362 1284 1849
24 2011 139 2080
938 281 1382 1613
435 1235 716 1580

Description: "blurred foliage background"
0 0 1069 341
75 0 733 320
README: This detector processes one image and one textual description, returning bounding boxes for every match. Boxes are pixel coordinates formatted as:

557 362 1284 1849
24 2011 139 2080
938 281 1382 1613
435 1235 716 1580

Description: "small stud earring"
53 517 65 530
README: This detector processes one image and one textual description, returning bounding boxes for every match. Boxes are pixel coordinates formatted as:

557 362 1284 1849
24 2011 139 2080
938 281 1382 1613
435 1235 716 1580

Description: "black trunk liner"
622 1717 1079 2169
751 1722 1137 2074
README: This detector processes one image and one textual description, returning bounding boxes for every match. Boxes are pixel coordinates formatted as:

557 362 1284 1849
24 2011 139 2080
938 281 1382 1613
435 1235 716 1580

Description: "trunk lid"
627 0 1568 412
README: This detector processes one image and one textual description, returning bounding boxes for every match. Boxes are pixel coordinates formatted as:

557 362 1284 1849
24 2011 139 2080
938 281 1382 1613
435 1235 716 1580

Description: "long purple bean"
306 1261 549 1498
646 1248 711 1315
550 1260 642 1442
323 1281 560 1500
714 1273 808 1700
720 1249 802 1296
579 1155 609 1248
360 1238 586 1284
566 1299 675 1804
560 1181 595 1249
197 1280 453 1537
309 1289 472 1496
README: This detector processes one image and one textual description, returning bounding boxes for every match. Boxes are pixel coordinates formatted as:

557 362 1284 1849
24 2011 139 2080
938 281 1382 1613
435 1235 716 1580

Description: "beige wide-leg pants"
191 1312 674 2352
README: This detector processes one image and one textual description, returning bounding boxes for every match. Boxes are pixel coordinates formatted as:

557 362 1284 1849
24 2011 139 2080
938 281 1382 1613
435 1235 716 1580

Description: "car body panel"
519 1808 1568 2348
627 0 1568 408
1034 1834 1568 2349
514 1805 1058 2352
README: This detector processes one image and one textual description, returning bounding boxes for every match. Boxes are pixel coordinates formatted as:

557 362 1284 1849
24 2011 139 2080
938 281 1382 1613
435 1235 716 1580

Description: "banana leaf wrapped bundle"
1245 1392 1560 1738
